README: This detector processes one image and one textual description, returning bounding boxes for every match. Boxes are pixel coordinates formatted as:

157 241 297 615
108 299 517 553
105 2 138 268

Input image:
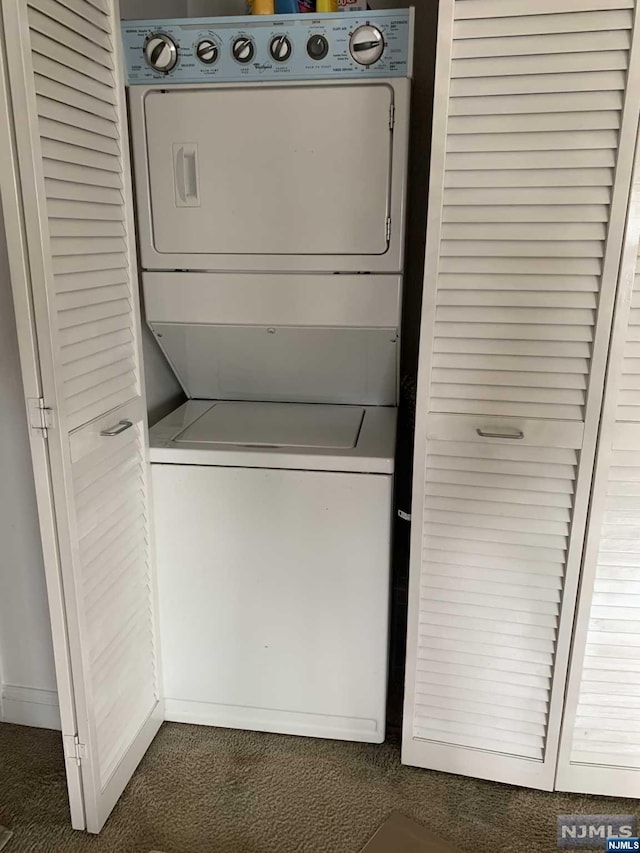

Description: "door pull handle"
100 420 133 437
476 427 525 440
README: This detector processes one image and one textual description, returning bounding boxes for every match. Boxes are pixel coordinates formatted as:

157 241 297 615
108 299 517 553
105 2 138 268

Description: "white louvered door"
1 0 161 833
556 147 640 798
403 0 640 789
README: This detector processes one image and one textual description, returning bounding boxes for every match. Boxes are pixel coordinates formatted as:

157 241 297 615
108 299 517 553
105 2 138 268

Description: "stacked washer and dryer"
122 9 413 744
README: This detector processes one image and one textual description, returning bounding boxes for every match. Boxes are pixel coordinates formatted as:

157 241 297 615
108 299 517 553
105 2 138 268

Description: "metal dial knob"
270 35 292 62
196 39 219 65
233 36 255 64
307 34 329 61
350 25 384 66
144 33 178 73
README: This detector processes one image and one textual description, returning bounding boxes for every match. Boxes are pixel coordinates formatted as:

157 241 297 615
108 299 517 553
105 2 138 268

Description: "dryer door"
131 81 408 272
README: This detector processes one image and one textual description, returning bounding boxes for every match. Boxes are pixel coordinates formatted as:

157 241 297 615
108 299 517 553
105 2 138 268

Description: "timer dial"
144 33 178 73
350 25 385 66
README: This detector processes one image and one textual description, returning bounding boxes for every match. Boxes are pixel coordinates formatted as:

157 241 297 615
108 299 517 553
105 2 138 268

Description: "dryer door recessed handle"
174 144 200 208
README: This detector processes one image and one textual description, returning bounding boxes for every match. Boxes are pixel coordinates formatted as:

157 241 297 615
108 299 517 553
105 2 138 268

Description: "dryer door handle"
174 144 200 208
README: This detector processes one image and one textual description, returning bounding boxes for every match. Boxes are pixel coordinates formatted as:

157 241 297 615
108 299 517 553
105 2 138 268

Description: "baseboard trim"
1 684 61 731
164 697 384 744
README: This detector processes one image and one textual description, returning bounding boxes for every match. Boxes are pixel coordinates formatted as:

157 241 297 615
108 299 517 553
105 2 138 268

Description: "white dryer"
123 9 413 743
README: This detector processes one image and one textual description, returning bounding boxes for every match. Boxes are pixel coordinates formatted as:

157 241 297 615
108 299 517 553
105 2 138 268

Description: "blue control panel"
121 9 413 85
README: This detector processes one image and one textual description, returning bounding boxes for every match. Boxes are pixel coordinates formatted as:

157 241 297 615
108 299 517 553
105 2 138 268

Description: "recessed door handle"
100 420 133 437
476 427 524 440
174 144 200 208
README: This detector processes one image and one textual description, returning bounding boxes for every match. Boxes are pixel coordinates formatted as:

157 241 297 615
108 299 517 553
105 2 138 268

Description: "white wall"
121 0 187 18
0 205 60 730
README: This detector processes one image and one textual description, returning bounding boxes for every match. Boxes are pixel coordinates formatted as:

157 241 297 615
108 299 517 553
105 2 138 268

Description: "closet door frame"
556 132 640 798
402 0 640 789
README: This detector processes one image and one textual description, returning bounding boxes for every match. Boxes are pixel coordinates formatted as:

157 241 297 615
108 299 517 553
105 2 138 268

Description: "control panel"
122 9 413 84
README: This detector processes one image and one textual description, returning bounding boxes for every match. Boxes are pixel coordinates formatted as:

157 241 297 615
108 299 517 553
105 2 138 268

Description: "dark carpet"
0 721 637 852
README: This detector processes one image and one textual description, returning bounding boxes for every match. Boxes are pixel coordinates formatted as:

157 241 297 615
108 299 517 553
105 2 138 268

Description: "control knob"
307 34 329 61
349 25 384 65
144 33 178 73
270 35 292 62
196 39 219 65
233 36 255 64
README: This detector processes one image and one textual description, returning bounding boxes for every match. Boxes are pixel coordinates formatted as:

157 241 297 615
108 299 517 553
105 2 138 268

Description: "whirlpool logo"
558 816 638 849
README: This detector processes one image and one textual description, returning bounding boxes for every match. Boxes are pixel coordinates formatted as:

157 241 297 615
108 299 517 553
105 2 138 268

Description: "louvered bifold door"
556 142 640 798
2 0 162 833
403 0 640 789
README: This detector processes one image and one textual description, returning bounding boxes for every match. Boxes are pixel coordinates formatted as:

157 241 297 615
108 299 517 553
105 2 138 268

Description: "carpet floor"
0 721 637 853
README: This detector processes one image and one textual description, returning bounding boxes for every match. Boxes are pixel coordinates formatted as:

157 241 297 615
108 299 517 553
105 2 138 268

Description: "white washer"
150 401 395 742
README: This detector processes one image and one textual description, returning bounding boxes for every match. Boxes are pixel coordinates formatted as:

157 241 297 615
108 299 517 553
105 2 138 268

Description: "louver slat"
453 30 631 57
444 205 609 223
450 91 624 116
50 219 125 239
454 0 635 19
451 70 626 98
454 10 633 39
49 200 123 222
449 110 620 133
452 52 628 78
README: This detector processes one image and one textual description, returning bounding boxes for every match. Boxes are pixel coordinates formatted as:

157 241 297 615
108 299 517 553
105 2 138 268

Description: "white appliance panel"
142 272 402 328
143 272 401 405
144 84 392 257
175 402 364 448
150 324 399 406
149 401 396 474
153 463 392 742
129 78 410 273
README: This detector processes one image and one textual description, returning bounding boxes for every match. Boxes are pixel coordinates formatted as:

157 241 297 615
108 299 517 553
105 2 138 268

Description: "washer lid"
174 402 365 449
